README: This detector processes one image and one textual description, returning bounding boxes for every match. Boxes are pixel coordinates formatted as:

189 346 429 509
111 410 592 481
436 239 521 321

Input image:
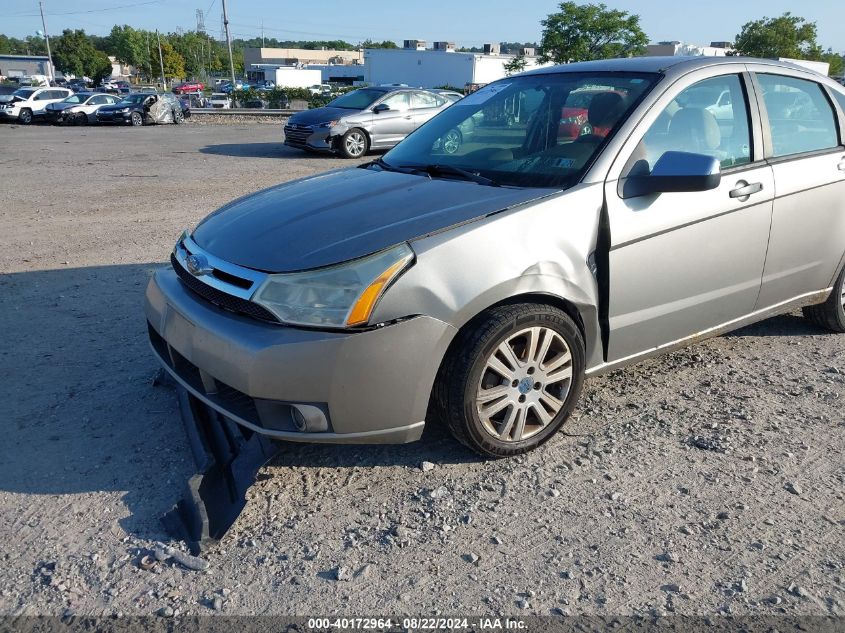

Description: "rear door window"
380 92 410 112
411 91 445 109
757 74 839 157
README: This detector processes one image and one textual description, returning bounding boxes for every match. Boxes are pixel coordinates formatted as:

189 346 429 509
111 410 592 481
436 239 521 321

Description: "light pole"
156 30 166 90
38 2 55 84
221 0 237 88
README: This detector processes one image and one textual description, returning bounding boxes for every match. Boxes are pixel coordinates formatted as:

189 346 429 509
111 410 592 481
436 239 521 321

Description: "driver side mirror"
622 151 721 198
372 103 390 114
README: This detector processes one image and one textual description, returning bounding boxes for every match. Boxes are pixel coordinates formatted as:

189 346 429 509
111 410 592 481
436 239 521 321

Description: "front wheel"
18 108 33 125
173 108 185 124
130 111 143 126
802 265 845 333
432 303 585 458
339 128 369 159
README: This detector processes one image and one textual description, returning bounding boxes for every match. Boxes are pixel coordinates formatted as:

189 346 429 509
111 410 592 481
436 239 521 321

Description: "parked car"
44 92 120 125
173 81 204 95
209 93 231 109
0 86 73 123
96 92 185 126
433 89 464 103
67 80 91 93
220 81 244 94
284 86 452 158
178 96 191 119
147 57 845 458
243 98 268 109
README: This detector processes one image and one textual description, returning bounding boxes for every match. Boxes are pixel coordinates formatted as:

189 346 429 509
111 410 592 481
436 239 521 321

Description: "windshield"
327 88 387 110
381 72 658 189
62 94 87 104
12 88 37 99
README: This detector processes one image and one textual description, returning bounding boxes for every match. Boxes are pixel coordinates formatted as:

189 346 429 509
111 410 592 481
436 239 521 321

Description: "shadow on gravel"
199 143 329 160
0 263 475 546
199 142 381 161
726 313 827 338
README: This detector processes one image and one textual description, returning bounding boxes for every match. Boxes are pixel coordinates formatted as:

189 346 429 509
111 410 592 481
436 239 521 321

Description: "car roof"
524 55 835 77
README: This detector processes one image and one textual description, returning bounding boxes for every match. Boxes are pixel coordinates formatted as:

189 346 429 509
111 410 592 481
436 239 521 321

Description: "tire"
19 108 33 125
432 303 586 458
130 111 143 127
442 128 463 155
173 108 185 124
802 265 845 333
339 128 369 159
72 112 87 126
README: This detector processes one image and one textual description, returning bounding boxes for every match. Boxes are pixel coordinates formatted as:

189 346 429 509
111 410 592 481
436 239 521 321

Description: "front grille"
171 253 278 323
284 125 311 146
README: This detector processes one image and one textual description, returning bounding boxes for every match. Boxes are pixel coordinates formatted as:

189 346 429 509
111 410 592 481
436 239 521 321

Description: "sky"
3 0 844 52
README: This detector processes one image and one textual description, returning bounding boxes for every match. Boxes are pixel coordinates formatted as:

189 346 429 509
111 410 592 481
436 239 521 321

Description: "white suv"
0 87 73 124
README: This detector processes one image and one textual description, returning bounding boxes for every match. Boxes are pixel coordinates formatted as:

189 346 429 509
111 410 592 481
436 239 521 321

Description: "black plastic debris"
161 386 281 554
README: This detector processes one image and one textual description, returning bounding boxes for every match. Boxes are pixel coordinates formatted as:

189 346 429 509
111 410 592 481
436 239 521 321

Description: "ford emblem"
185 254 212 276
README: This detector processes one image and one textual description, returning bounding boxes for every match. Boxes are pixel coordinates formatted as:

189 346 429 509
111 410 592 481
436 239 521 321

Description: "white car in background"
0 86 73 124
209 93 231 109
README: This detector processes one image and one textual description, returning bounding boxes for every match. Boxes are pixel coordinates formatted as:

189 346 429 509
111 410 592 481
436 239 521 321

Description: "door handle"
404 115 413 120
837 160 845 172
729 182 763 199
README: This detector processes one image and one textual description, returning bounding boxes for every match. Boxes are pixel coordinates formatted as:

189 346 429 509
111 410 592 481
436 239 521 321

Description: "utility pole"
38 1 55 84
221 0 236 87
156 30 166 89
261 20 265 47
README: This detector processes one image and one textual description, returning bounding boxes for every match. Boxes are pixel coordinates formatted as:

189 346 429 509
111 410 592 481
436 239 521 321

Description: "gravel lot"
1 121 843 620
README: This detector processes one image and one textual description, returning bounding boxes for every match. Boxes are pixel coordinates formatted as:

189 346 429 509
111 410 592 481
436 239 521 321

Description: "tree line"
0 3 842 83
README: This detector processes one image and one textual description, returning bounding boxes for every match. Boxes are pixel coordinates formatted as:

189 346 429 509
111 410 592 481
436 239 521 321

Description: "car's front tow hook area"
160 384 283 555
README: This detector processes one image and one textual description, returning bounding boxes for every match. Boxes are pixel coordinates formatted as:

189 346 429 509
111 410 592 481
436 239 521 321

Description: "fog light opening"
291 404 329 433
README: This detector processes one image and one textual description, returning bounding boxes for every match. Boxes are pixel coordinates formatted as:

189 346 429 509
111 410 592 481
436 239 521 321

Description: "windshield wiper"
362 157 425 176
398 163 500 187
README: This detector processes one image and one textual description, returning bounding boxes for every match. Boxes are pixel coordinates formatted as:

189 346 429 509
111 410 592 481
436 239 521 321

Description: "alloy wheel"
345 131 366 157
475 326 573 442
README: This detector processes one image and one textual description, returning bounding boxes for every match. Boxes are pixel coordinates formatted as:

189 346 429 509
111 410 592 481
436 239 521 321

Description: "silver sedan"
148 56 845 458
44 92 119 125
284 86 453 158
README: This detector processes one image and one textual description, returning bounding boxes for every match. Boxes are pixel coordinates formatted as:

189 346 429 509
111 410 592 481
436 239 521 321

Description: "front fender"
371 183 605 370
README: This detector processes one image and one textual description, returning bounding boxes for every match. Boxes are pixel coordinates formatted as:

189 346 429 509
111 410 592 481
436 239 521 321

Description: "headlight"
252 243 414 328
317 119 339 128
118 107 129 113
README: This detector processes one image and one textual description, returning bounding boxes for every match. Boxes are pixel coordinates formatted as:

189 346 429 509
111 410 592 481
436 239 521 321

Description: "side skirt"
586 288 832 377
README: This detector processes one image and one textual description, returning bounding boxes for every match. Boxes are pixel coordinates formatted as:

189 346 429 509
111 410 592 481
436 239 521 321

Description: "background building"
645 41 732 57
243 47 363 68
0 54 55 80
362 41 546 89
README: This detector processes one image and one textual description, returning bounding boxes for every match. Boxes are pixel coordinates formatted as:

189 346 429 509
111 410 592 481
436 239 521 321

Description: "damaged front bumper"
162 384 281 554
146 264 455 551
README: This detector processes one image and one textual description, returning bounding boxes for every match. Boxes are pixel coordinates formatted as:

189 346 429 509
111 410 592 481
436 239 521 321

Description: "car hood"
0 95 22 104
98 103 133 112
192 168 556 273
287 106 362 126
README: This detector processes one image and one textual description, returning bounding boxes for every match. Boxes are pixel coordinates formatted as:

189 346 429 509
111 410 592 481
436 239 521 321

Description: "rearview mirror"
623 151 721 198
372 103 390 113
